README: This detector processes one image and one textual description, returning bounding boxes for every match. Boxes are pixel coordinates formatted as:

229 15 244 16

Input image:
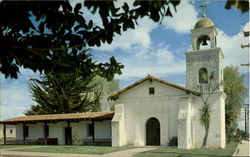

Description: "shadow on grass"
143 151 229 157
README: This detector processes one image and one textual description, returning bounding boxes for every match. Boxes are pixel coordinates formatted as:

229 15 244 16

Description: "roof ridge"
24 111 113 117
108 75 199 100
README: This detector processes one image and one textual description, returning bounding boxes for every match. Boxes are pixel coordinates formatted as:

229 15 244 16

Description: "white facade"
110 78 225 148
112 79 186 147
111 15 226 149
0 125 16 139
16 120 111 145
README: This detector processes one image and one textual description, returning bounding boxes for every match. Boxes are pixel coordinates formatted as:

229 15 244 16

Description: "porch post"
3 124 6 144
66 121 72 145
44 122 47 145
67 121 70 128
23 123 26 144
92 120 95 142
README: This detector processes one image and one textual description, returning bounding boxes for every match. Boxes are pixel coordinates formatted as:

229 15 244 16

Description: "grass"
135 142 238 157
0 145 36 149
11 145 130 155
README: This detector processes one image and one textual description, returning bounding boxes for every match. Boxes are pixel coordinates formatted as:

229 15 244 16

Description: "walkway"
233 140 249 156
0 146 157 157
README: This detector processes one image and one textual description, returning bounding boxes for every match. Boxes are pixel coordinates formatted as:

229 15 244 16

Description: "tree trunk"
202 126 209 148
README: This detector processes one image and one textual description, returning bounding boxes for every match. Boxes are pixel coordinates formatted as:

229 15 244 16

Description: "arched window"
199 68 208 83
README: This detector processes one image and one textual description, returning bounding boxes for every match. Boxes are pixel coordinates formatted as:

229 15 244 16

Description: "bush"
227 128 246 143
236 129 247 138
168 137 178 146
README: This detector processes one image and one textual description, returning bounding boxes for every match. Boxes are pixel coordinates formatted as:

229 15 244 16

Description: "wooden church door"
146 117 160 145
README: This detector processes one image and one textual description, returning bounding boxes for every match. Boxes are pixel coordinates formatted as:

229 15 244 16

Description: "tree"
225 0 249 13
1 0 247 79
198 72 221 148
24 72 102 115
223 66 247 142
92 76 119 111
24 71 119 115
0 0 180 79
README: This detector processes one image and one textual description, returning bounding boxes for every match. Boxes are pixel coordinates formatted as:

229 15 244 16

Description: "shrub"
168 137 178 146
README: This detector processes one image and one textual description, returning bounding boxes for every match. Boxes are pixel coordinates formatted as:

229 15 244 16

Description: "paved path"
233 140 249 157
0 146 157 157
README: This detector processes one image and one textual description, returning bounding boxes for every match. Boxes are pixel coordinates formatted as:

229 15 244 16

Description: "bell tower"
185 5 224 92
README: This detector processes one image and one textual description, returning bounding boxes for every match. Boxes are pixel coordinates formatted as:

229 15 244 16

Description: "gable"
117 80 188 99
108 75 199 100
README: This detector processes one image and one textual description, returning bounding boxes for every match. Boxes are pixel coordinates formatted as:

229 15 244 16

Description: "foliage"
236 129 247 140
24 70 120 115
1 0 247 79
72 126 81 146
168 137 178 146
92 76 119 111
199 103 212 129
225 0 249 13
0 0 181 79
198 71 220 148
227 128 245 144
223 66 247 142
24 72 102 115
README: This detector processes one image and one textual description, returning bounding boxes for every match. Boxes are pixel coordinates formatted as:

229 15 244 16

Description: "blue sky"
0 0 249 130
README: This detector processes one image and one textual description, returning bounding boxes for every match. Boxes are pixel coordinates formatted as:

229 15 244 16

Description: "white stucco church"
0 14 226 149
109 13 226 149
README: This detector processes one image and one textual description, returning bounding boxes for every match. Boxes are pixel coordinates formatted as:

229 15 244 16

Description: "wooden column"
3 124 6 144
66 121 72 145
23 123 26 144
92 120 95 142
44 122 47 145
67 121 70 128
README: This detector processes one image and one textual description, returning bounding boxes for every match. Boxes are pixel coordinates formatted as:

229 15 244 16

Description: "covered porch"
0 112 114 146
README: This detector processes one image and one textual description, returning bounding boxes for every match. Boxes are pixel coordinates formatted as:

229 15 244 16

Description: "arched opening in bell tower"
196 35 211 50
198 68 208 83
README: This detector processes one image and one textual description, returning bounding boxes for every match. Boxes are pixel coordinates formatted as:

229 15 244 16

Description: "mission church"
0 12 226 149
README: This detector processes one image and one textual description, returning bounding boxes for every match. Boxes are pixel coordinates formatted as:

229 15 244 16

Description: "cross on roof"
200 3 207 17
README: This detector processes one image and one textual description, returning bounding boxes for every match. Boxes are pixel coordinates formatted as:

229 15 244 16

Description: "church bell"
202 38 208 46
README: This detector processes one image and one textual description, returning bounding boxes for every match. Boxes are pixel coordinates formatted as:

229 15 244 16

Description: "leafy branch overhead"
0 0 248 79
0 0 181 79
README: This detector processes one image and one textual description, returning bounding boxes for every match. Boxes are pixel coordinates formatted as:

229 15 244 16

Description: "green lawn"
0 145 36 149
135 142 238 157
12 145 130 155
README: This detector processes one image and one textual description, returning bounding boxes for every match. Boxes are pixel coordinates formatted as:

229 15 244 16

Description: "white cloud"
94 17 158 52
113 21 249 81
0 68 39 120
94 0 199 51
0 81 33 120
217 23 249 72
114 0 135 9
115 43 186 80
161 0 198 34
243 22 249 32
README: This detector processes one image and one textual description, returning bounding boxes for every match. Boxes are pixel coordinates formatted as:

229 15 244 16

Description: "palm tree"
199 71 221 148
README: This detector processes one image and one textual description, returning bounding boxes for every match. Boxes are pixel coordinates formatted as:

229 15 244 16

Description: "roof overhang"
0 112 114 125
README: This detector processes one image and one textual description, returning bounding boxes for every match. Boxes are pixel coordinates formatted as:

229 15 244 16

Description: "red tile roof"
108 75 199 100
0 112 114 124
